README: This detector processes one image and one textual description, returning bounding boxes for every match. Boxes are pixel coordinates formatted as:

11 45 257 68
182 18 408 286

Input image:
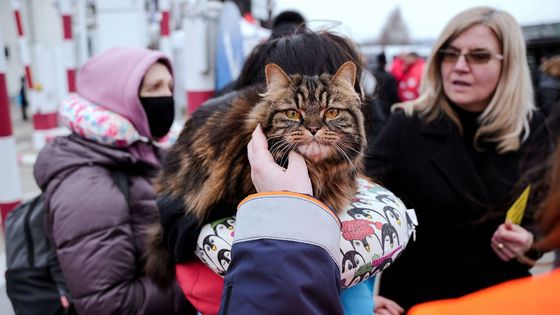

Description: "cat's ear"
331 61 357 89
265 63 292 91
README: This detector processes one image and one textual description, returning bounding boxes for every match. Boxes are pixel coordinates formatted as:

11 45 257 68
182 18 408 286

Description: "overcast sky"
273 0 560 42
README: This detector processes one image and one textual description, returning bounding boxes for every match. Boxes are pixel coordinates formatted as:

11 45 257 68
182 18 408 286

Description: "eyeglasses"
438 49 504 65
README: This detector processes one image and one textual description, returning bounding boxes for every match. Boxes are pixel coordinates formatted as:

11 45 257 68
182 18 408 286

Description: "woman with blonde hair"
366 6 554 310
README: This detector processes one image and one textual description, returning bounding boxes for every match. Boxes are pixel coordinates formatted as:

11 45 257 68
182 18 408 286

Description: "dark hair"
271 10 306 38
233 30 365 96
272 10 305 28
406 52 419 58
535 140 560 252
377 52 387 67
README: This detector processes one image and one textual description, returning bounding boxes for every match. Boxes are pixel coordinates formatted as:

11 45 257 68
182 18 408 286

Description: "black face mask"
140 96 175 139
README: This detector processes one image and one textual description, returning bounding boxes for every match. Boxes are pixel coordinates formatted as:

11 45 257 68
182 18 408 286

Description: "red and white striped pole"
12 0 60 150
11 0 33 91
59 0 77 93
0 30 23 228
183 11 216 115
159 0 173 60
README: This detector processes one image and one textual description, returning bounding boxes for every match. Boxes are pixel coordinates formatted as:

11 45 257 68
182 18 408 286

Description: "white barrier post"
0 30 22 228
59 0 77 93
159 0 173 60
11 0 60 151
183 2 220 115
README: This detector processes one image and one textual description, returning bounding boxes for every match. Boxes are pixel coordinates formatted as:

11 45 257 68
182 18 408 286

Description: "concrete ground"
0 102 555 314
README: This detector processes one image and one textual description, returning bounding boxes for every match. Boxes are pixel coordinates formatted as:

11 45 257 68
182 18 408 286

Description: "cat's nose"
307 126 320 135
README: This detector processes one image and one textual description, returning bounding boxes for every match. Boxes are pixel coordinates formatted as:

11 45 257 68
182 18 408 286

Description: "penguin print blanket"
195 178 418 289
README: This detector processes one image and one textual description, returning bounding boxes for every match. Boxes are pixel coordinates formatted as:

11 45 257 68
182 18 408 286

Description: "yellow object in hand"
505 185 531 225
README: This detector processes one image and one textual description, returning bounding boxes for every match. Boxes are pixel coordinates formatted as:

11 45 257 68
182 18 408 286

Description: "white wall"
94 0 148 55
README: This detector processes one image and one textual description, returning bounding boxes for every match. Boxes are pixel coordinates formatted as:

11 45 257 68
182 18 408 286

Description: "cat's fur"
146 61 367 285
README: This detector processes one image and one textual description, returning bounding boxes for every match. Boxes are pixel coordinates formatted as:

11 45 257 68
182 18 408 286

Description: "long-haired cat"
146 61 367 285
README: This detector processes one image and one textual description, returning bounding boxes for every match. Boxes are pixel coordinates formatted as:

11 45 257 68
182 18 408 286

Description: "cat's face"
256 62 366 165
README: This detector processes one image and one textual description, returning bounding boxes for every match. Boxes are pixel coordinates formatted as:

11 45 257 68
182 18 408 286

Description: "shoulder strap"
110 170 130 203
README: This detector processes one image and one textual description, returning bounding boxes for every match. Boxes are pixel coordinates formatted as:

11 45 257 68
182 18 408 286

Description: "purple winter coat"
33 47 189 315
34 135 188 315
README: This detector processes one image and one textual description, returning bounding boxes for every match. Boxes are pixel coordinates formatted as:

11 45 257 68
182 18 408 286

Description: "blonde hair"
395 7 534 153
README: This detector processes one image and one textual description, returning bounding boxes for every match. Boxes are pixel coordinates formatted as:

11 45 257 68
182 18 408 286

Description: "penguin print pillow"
194 178 418 289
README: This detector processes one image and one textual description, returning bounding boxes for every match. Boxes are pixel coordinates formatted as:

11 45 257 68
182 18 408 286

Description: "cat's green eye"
285 110 301 120
324 108 339 119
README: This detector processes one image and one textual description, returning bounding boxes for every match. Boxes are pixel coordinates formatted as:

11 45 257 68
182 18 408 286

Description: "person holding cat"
366 6 554 311
33 47 192 314
147 30 408 315
229 125 560 314
212 123 345 315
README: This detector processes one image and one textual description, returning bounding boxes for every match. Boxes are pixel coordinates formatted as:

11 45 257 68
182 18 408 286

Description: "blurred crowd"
5 4 560 315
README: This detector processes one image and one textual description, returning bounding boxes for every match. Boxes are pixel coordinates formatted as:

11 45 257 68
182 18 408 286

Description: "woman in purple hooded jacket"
33 47 191 314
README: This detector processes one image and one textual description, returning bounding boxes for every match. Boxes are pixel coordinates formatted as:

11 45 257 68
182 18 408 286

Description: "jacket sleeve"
48 167 183 315
219 192 344 315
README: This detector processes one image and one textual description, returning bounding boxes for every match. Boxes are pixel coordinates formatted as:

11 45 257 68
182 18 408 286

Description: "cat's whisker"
266 134 286 141
335 141 362 158
269 139 290 155
334 143 358 172
268 141 282 154
335 146 352 166
270 140 293 166
278 143 296 168
335 141 359 154
281 142 298 167
270 143 288 159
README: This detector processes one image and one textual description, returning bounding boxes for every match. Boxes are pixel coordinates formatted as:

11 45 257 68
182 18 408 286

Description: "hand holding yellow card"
505 185 531 225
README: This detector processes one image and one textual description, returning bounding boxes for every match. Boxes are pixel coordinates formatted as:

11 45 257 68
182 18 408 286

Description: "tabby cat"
147 61 367 285
157 61 365 216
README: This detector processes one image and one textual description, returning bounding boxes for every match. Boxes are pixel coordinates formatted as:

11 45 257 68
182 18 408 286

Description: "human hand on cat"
247 124 313 195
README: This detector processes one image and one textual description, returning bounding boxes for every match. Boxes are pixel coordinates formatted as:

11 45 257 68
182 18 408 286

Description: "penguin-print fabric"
195 178 417 288
339 178 417 288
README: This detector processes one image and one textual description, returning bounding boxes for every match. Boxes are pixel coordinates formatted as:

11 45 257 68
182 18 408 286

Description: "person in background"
408 140 560 315
270 10 306 39
390 52 425 101
537 55 560 117
367 6 553 311
373 52 399 119
18 76 28 121
33 47 192 315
